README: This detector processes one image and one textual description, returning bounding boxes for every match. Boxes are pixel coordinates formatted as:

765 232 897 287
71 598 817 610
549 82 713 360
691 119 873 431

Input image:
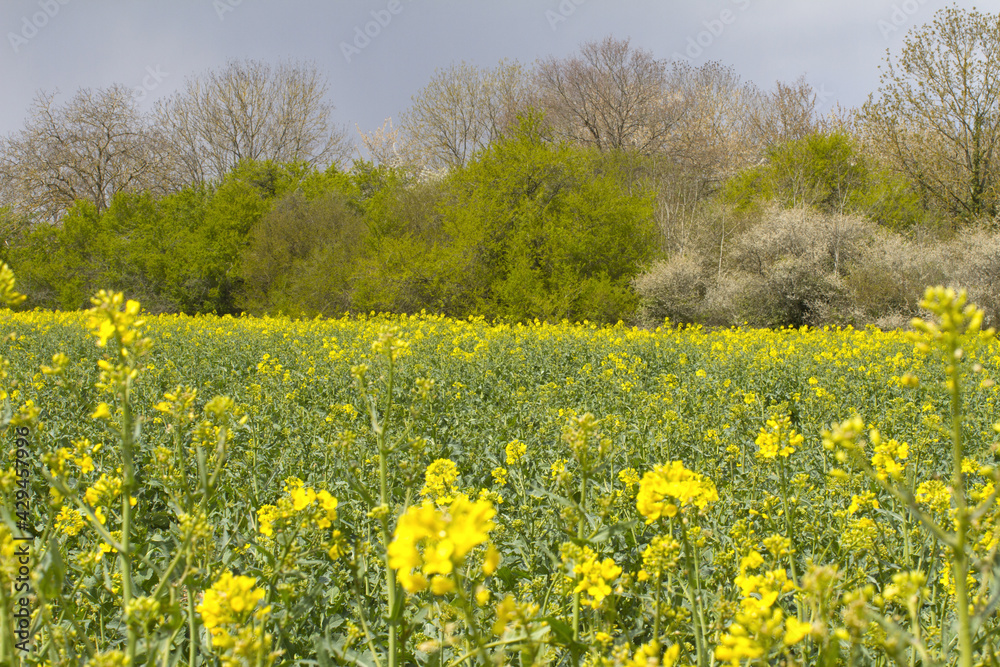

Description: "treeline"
3 117 655 322
2 7 999 327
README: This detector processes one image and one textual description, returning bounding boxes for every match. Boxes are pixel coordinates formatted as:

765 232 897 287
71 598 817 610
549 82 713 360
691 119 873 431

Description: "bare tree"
0 86 171 221
357 117 406 168
156 59 350 183
669 61 765 182
745 76 818 152
639 62 765 256
534 37 686 154
859 6 1000 221
393 59 530 171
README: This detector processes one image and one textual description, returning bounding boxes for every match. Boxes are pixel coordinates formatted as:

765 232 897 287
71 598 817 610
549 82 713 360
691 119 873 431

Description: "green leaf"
36 538 65 600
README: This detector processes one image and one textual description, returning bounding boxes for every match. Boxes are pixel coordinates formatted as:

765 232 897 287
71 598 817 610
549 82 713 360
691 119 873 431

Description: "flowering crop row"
0 263 998 665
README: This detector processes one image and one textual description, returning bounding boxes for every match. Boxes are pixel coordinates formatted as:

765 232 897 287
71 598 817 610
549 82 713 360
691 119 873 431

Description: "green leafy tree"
435 114 658 322
8 160 306 313
9 201 102 309
239 189 368 316
178 160 310 312
348 162 450 314
724 130 923 230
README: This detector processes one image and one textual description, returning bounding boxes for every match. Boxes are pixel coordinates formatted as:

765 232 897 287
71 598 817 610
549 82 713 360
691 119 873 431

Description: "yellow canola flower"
601 641 680 667
718 557 805 666
847 491 879 516
0 262 26 306
88 292 143 346
550 458 570 483
915 480 951 514
483 544 501 576
573 554 622 609
197 571 274 665
257 505 279 538
84 473 123 507
254 478 340 554
290 484 316 511
315 490 339 529
55 506 87 537
505 440 526 465
430 575 455 595
783 617 813 644
492 595 539 637
755 415 803 460
618 467 640 488
88 650 130 667
421 458 461 504
388 496 496 594
198 572 266 632
636 461 718 523
637 534 680 582
869 429 908 481
883 570 928 606
91 403 112 420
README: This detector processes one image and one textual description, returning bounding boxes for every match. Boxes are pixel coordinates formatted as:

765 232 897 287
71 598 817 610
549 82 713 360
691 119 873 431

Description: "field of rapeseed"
1 262 999 666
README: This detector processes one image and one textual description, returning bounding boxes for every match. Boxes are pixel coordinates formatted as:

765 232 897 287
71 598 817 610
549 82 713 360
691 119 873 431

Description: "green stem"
572 472 588 644
445 636 536 667
948 359 972 667
187 582 198 667
679 518 707 667
653 570 662 644
352 576 384 667
119 381 137 664
777 462 801 619
374 358 399 667
455 571 490 666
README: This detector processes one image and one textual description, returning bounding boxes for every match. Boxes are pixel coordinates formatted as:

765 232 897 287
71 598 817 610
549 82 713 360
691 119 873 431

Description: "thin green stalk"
678 518 707 667
777 463 802 621
46 576 96 661
947 359 972 667
187 583 198 667
119 382 137 664
572 472 588 644
445 637 535 667
455 571 490 667
353 579 385 667
653 571 663 644
372 357 400 667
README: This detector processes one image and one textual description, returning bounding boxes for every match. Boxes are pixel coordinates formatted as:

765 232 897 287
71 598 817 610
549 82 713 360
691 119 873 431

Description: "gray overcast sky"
0 0 980 158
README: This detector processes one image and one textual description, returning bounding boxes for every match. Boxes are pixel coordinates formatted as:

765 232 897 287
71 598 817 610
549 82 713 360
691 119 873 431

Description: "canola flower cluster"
715 552 812 665
561 544 623 609
387 496 498 594
636 461 719 522
256 477 342 559
196 571 277 667
754 415 803 459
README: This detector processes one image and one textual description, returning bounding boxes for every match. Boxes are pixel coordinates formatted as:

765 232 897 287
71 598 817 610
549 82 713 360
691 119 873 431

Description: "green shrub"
240 190 367 316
